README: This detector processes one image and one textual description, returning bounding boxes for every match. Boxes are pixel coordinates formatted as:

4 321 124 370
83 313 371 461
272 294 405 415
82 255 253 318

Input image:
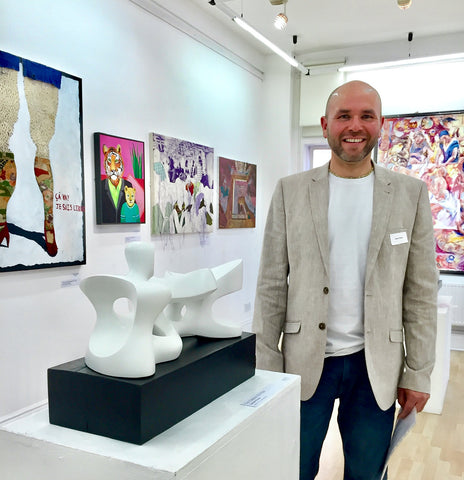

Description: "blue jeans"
300 350 394 480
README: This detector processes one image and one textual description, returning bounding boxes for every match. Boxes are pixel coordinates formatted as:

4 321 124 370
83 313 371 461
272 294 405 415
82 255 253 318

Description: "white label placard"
390 232 408 245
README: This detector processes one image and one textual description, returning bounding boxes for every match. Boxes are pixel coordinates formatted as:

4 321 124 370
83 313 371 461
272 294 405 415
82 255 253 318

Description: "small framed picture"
218 156 256 229
94 132 145 224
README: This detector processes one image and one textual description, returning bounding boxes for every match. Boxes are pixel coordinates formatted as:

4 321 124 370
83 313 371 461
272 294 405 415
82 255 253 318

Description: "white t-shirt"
326 171 374 357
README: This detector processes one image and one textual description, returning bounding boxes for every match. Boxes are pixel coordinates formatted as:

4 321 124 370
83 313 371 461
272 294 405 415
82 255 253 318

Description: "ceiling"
190 0 464 58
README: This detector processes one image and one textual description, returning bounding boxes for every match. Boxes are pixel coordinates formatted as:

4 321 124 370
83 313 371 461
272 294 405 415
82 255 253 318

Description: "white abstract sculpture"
81 242 173 378
81 242 243 378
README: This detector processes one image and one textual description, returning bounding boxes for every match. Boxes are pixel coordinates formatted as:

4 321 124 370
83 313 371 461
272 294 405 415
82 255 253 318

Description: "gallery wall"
300 58 464 126
0 0 295 419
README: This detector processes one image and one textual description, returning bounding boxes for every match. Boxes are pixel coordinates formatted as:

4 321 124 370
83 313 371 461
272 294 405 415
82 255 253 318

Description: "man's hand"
397 387 430 419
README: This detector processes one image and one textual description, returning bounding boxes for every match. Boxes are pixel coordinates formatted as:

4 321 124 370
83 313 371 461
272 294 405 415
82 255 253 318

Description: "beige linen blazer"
253 163 438 410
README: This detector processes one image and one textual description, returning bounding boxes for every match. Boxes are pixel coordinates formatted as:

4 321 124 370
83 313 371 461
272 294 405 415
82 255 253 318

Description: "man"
253 80 437 480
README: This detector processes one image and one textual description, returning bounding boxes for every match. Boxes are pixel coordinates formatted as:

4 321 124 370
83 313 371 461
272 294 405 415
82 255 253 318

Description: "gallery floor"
315 350 464 480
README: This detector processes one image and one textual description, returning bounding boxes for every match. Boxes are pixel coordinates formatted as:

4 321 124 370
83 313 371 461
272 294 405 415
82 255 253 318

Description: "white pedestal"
0 370 300 480
423 298 452 414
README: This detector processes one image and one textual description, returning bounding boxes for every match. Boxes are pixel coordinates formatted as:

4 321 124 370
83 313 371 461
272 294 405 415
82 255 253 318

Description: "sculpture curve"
164 259 243 338
81 274 171 378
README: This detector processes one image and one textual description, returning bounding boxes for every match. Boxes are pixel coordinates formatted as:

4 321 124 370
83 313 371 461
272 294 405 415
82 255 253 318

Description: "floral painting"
218 156 256 229
150 133 214 235
377 111 464 273
0 50 85 272
94 133 145 224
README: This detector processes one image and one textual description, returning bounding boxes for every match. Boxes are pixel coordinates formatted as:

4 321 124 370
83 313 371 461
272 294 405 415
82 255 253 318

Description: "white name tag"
390 231 408 245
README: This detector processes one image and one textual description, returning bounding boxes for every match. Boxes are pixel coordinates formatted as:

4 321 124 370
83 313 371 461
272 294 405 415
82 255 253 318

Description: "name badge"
390 231 408 245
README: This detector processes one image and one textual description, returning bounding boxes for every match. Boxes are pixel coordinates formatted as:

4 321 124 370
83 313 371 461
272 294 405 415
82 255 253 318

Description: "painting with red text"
377 111 464 273
0 50 85 272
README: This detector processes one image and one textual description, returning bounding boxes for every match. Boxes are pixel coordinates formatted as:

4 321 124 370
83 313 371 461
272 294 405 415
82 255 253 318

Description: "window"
312 148 331 168
303 142 331 170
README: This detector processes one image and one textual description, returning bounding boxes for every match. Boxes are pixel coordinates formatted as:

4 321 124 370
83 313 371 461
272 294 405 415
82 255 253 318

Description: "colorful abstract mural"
0 50 85 272
150 133 214 234
377 111 464 273
218 157 256 229
94 133 145 224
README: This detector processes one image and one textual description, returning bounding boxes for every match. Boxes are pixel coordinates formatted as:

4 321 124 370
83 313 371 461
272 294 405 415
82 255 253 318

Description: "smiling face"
321 81 383 171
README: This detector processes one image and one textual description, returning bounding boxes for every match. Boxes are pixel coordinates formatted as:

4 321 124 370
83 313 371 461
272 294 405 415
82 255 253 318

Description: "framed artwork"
150 133 214 235
218 156 256 229
94 133 145 224
0 50 85 272
376 111 464 273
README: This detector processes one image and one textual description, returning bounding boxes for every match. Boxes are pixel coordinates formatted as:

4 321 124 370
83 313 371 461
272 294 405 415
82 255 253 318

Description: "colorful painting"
94 133 145 224
218 157 256 229
377 111 464 273
150 133 214 235
0 50 85 272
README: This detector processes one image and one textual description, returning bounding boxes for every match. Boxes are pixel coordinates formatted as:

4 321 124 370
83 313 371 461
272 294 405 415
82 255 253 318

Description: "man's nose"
348 116 362 131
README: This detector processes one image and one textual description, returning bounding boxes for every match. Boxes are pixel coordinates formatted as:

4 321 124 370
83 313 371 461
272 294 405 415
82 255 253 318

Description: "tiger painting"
99 143 133 224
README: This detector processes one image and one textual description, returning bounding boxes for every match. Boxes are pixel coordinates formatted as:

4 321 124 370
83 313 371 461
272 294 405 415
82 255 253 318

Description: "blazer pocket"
389 329 404 343
283 321 301 334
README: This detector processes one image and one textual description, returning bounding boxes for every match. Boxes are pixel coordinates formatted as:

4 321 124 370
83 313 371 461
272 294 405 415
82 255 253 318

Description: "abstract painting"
218 156 256 229
0 50 85 272
377 111 464 273
150 133 214 235
94 133 145 224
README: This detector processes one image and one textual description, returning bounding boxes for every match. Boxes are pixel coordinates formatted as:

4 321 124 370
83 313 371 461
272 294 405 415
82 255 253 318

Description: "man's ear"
321 116 328 138
378 116 385 137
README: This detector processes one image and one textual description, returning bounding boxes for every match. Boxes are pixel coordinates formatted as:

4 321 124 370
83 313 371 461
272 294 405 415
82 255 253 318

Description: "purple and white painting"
150 133 214 235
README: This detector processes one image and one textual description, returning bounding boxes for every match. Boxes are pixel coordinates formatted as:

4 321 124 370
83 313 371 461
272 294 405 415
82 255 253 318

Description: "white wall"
257 55 295 242
299 72 345 126
300 60 464 128
0 0 290 419
345 62 464 116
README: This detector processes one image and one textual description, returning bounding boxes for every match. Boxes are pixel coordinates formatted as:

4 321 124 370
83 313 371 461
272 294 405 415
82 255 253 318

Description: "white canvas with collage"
150 133 214 235
0 51 85 272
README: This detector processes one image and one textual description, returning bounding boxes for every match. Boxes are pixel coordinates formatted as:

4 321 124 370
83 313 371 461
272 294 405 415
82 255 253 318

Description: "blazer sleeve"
399 180 438 393
252 179 289 373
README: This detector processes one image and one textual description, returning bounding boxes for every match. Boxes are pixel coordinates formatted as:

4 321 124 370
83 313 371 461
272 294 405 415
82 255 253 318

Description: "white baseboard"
0 399 47 426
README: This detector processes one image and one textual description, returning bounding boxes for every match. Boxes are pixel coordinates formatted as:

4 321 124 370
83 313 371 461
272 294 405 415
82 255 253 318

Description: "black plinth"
48 332 255 445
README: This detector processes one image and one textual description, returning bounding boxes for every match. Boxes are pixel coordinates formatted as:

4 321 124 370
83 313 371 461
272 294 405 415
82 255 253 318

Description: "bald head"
320 80 384 169
325 81 382 118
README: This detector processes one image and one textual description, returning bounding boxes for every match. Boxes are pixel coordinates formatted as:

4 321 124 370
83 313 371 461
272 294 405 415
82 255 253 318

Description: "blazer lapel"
308 167 330 277
365 164 394 286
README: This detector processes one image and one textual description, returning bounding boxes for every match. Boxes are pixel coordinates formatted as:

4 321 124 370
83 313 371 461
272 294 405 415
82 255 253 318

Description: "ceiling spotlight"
274 0 288 30
397 0 412 10
274 12 288 30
